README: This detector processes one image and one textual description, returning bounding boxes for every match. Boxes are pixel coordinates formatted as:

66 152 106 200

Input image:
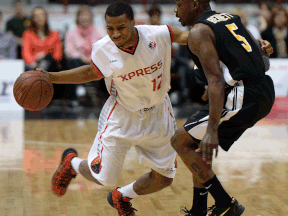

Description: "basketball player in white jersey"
47 2 189 215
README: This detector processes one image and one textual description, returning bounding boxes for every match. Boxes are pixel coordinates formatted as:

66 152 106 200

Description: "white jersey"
90 25 173 112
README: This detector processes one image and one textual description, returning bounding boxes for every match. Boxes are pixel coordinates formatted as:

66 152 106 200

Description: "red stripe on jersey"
100 146 104 165
119 36 139 54
91 60 105 78
168 106 174 118
99 102 117 140
110 80 113 95
167 25 174 44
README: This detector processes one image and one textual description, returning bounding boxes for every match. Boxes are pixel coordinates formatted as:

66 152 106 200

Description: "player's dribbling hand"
195 132 219 164
36 68 51 80
257 39 274 57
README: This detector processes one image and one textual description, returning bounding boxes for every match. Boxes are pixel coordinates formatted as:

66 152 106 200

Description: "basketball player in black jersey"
171 0 275 216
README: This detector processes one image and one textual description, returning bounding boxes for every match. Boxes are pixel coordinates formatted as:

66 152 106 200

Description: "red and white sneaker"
51 148 78 197
107 188 137 216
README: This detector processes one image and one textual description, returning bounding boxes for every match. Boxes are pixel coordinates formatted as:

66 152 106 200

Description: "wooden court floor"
1 119 288 216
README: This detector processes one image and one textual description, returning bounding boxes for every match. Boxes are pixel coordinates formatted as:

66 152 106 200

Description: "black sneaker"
207 197 245 216
180 206 206 216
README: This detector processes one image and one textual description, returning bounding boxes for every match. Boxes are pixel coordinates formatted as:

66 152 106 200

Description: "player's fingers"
215 145 219 158
195 142 203 153
201 89 209 101
206 147 212 164
202 144 206 161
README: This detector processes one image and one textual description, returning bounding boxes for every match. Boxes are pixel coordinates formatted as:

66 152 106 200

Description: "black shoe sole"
61 148 78 161
232 204 245 216
107 190 114 207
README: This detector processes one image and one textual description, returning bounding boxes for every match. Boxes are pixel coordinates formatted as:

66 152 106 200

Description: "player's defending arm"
170 26 189 45
47 65 102 84
189 24 225 164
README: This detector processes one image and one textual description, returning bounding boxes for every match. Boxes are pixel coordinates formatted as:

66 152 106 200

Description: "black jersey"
189 11 266 87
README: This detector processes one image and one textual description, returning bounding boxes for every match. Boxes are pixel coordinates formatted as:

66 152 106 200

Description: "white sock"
117 181 138 199
71 157 83 174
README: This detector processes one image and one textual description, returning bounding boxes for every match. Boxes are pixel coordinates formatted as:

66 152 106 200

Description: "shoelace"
206 205 217 216
180 206 192 215
117 199 137 216
59 170 76 187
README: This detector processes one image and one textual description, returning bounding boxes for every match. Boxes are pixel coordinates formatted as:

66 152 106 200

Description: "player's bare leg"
171 127 214 183
133 169 173 195
172 127 244 215
78 160 103 185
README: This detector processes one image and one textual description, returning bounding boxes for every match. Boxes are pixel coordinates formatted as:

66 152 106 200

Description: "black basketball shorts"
184 75 275 151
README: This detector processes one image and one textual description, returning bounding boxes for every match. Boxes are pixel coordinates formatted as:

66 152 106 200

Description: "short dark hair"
148 4 161 17
105 1 134 20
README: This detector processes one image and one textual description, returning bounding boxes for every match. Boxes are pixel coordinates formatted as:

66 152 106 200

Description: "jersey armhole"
91 60 105 78
167 25 174 44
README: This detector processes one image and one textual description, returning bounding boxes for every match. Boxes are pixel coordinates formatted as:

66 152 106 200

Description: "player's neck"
121 27 138 49
198 6 212 19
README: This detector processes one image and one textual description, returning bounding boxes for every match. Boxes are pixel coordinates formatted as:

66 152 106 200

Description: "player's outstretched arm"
189 24 225 164
45 65 102 84
170 26 189 45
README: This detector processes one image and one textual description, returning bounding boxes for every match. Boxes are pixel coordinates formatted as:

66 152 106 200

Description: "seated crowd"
0 0 287 108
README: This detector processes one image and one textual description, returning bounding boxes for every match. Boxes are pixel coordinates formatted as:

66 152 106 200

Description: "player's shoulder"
136 24 168 33
91 35 117 58
92 35 112 50
189 23 214 41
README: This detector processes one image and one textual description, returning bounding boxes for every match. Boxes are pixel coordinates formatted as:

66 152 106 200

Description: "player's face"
174 0 198 26
106 14 135 47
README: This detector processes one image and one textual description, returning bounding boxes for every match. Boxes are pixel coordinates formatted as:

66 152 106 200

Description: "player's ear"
190 0 200 10
131 19 135 26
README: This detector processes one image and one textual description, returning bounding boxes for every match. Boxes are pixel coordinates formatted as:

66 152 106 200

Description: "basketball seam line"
41 79 53 94
35 75 43 110
20 80 41 108
14 75 42 93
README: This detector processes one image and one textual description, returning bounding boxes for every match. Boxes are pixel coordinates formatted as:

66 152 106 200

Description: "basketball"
13 70 54 111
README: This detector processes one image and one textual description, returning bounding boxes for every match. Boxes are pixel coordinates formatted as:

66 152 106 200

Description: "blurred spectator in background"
261 7 288 58
22 6 63 100
22 6 62 71
258 1 273 33
6 0 30 59
65 5 106 107
65 5 104 69
0 10 17 59
147 4 161 25
231 8 261 39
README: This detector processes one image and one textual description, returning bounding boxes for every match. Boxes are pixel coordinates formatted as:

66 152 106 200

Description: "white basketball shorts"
87 94 177 186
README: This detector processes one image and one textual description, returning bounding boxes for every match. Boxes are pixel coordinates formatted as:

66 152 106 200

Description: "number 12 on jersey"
225 23 252 52
151 73 162 91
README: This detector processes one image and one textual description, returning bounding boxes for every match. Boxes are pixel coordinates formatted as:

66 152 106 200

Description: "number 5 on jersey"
225 23 252 52
151 73 162 91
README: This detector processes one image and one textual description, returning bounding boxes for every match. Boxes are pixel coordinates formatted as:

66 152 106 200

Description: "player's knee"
171 131 182 151
162 177 173 187
94 175 118 187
